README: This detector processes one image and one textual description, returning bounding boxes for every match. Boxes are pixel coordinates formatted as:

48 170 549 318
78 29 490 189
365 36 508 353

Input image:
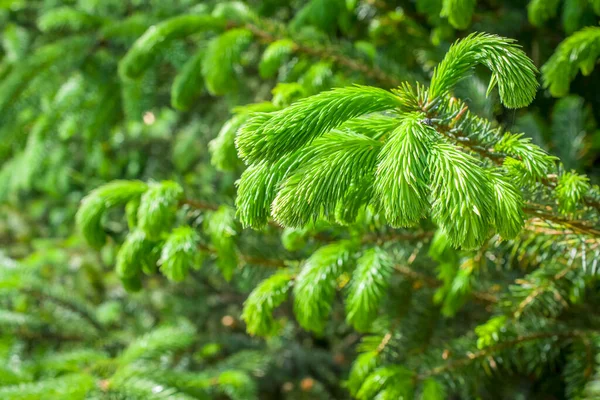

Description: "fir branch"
159 226 202 282
346 248 395 331
119 15 226 80
374 112 436 227
236 85 401 163
429 33 538 109
293 241 354 333
272 131 382 226
523 205 600 237
542 26 600 97
21 288 105 333
417 329 597 381
441 0 476 29
416 94 600 230
242 269 295 336
243 23 401 87
180 199 219 211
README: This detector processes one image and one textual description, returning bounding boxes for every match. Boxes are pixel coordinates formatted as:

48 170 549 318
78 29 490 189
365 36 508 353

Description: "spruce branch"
116 229 157 279
159 226 202 282
16 329 86 342
197 241 288 269
346 248 395 331
242 23 402 87
118 15 226 80
171 47 205 111
429 140 496 249
271 131 382 226
202 28 253 95
293 241 354 333
441 0 476 29
205 206 240 281
76 180 149 248
234 33 558 247
542 26 600 97
236 85 401 163
242 270 295 336
137 181 184 240
523 205 600 237
429 33 538 109
374 112 436 227
527 0 561 26
417 329 597 381
508 235 598 319
21 288 105 333
414 93 600 231
37 6 106 33
391 263 498 304
180 199 219 211
183 196 435 248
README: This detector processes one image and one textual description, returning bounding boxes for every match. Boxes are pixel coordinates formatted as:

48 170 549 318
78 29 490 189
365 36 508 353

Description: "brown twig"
243 23 401 88
417 329 594 380
393 264 498 304
182 197 434 244
361 230 434 245
181 199 218 211
523 205 600 237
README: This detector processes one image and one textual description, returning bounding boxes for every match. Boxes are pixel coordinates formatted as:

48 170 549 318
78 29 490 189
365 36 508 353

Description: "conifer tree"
3 0 600 399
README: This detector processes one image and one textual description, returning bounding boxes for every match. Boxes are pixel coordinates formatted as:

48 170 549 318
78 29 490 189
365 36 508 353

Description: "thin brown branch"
417 329 594 380
510 234 593 318
198 242 289 269
183 198 434 244
394 264 438 287
181 199 218 211
523 205 600 237
393 264 498 304
377 332 393 353
243 23 401 87
361 230 434 245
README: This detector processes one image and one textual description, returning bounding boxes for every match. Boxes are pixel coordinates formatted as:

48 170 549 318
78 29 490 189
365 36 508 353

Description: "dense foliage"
2 0 600 399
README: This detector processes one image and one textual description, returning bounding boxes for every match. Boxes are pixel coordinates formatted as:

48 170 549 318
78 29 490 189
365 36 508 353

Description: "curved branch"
421 97 600 234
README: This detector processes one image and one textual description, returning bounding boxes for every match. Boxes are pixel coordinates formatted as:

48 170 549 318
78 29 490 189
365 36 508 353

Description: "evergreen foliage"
3 0 600 399
542 26 600 96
